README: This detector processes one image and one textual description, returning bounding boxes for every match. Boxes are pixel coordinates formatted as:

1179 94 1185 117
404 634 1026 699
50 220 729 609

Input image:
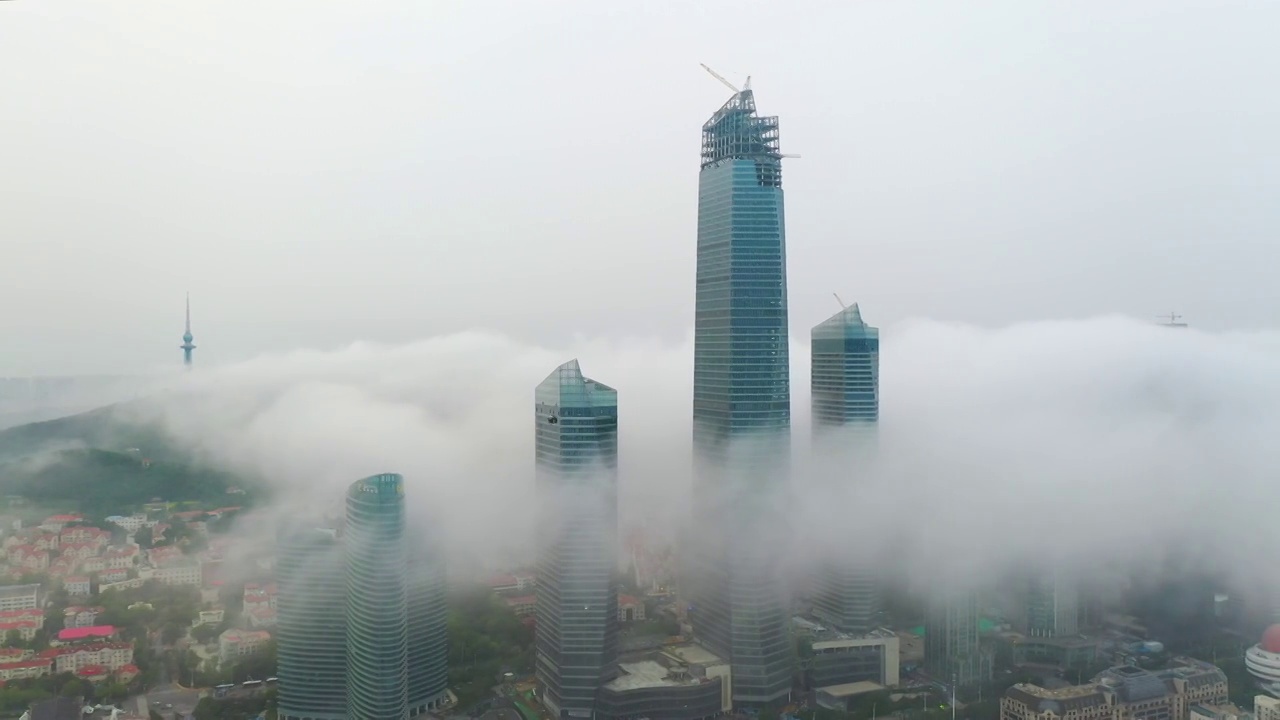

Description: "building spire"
180 293 196 368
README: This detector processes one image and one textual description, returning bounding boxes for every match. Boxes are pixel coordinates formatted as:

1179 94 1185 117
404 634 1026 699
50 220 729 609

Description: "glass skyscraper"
534 360 619 719
924 587 991 688
810 303 881 634
689 86 794 706
345 473 409 720
1025 569 1079 638
277 524 347 720
406 523 450 716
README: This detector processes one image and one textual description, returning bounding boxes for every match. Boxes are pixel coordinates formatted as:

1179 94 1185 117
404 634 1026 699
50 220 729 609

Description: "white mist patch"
120 317 1280 597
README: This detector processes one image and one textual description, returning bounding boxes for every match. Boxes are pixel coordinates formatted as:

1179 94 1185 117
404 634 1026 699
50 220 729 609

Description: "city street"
136 684 204 718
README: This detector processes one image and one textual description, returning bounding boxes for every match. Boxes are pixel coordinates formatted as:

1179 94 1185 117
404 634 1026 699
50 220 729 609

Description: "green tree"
3 629 20 647
135 525 154 548
192 623 219 644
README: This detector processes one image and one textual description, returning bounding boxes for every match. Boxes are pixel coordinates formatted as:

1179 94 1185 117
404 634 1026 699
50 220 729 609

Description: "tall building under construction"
688 78 794 707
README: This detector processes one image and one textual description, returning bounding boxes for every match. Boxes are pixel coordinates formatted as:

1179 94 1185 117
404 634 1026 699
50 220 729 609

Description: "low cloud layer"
120 315 1280 596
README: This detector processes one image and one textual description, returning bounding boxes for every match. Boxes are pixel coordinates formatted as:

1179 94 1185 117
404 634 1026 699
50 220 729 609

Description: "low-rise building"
1257 696 1280 720
97 568 129 584
64 576 91 596
37 642 134 674
192 609 224 627
0 608 45 641
619 594 646 622
105 515 147 533
0 658 51 681
504 595 536 618
219 630 271 663
1001 659 1228 720
63 606 105 628
142 562 201 587
0 584 40 611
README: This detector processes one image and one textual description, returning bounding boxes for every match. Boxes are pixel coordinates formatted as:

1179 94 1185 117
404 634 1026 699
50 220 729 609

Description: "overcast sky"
3 1 1277 376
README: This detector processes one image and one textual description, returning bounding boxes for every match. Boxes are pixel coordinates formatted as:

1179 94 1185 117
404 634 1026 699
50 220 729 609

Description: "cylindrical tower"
345 473 408 720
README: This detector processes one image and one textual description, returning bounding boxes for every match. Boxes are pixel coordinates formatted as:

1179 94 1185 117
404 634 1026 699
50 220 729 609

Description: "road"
137 683 204 718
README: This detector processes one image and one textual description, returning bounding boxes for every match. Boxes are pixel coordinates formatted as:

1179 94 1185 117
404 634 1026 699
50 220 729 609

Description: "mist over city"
3 2 1280 720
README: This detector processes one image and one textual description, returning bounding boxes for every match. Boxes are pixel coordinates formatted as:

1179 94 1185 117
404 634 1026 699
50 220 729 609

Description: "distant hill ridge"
0 405 261 514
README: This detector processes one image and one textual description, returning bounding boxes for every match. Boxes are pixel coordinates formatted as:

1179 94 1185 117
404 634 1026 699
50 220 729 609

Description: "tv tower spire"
180 293 196 368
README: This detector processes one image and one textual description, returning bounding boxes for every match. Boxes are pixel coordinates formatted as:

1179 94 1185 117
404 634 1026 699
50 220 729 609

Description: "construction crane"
700 63 742 94
833 293 847 309
1157 311 1188 328
700 64 798 159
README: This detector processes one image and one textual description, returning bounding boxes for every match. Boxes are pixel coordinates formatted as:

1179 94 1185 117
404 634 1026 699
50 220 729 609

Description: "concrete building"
1246 625 1280 696
0 584 39 611
1000 659 1228 720
1256 695 1280 720
534 360 620 719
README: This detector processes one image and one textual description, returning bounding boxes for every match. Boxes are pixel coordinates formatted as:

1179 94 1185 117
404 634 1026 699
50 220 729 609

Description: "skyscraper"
810 303 881 634
689 84 794 706
180 293 196 368
924 587 991 688
406 523 450 716
277 524 347 720
534 360 619 719
1025 569 1079 638
345 473 409 720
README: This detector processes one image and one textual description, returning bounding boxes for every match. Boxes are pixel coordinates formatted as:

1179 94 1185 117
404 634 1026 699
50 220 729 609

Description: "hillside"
0 403 175 461
0 405 262 513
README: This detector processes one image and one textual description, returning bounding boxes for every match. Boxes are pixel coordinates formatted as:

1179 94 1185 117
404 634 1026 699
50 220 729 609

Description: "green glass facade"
534 360 619 719
345 473 409 720
689 88 794 707
278 525 347 720
810 304 881 635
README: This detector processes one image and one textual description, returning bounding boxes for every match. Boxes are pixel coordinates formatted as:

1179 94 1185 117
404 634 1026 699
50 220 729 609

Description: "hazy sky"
3 1 1278 375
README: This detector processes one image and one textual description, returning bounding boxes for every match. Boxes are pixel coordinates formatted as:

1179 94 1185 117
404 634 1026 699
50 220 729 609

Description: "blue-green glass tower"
278 524 347 720
810 304 881 634
345 473 408 720
534 360 619 719
406 522 450 716
689 86 794 706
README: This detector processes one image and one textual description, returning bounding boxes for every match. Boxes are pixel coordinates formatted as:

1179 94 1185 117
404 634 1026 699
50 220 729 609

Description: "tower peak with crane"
1158 311 1188 328
180 293 196 368
699 63 800 159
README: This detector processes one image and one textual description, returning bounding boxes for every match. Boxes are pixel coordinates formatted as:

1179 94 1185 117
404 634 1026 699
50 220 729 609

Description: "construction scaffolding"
700 89 782 187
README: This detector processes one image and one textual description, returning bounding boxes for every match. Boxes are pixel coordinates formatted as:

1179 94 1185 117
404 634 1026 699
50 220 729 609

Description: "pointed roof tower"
180 293 196 368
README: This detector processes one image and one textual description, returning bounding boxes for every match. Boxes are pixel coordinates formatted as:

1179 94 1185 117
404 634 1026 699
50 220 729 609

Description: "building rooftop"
604 643 728 693
57 626 115 642
818 681 884 698
605 659 704 692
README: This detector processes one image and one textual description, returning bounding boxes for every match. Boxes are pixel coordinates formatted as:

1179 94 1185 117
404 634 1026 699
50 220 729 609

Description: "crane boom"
700 63 740 94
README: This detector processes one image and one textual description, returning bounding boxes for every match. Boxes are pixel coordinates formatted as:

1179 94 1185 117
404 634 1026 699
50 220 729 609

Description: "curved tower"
180 294 196 368
345 473 408 720
534 359 619 719
689 85 794 706
277 524 346 720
